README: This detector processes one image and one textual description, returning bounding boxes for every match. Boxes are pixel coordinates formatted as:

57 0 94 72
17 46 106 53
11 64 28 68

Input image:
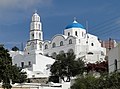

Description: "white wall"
108 44 120 73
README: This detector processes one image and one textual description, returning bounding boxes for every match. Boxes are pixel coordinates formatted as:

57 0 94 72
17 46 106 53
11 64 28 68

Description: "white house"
108 44 120 73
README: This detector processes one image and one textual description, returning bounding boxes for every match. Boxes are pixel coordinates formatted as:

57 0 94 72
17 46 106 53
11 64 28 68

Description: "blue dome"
65 20 84 29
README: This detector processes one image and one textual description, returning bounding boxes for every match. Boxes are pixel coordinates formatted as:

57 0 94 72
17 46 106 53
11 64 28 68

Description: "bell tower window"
32 34 34 39
39 33 41 40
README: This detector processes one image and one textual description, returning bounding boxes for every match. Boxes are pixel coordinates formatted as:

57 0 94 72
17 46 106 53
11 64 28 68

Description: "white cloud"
0 0 53 25
0 0 52 9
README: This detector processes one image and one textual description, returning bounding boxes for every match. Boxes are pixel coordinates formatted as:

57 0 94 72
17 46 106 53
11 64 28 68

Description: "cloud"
0 0 53 25
0 0 53 9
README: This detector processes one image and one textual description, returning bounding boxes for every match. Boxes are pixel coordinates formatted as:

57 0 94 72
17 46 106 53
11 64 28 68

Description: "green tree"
11 46 19 51
71 75 99 89
50 52 85 82
71 72 120 89
0 46 26 89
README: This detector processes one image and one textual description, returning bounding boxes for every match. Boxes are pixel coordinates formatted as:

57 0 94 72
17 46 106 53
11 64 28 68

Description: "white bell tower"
30 12 43 40
25 11 43 54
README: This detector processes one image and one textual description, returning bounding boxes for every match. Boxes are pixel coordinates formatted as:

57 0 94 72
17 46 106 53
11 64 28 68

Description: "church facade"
9 12 106 79
43 18 106 63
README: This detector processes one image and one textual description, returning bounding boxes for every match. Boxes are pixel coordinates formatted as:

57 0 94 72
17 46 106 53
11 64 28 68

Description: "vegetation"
71 72 120 89
85 61 108 73
50 51 85 82
11 46 19 51
0 46 26 89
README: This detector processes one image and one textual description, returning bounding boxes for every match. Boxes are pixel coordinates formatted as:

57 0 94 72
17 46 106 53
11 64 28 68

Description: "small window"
115 59 117 71
60 41 63 46
45 44 48 49
91 43 94 46
52 43 56 48
68 32 70 36
32 34 34 39
69 39 72 44
39 33 41 39
39 42 42 48
21 62 24 68
75 31 77 36
28 61 31 66
38 24 40 29
82 32 84 37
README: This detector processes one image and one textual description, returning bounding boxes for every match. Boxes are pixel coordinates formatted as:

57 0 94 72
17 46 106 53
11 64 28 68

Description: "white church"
9 12 106 79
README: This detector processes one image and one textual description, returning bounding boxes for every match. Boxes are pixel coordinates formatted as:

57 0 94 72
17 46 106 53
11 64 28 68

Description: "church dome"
65 20 84 29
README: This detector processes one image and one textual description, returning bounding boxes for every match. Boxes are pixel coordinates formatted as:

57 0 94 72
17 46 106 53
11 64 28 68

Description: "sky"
0 0 120 49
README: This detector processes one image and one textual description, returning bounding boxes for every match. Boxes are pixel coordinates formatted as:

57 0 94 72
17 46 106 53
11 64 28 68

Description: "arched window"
38 24 40 29
75 31 77 36
115 59 117 71
68 32 70 36
91 43 94 46
45 44 48 49
52 43 56 48
39 42 42 48
39 33 41 39
69 39 72 44
28 61 31 66
32 33 34 39
60 41 63 46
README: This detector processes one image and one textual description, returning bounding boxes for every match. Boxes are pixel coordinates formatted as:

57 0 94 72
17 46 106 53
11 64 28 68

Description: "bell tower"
30 12 43 40
25 11 43 54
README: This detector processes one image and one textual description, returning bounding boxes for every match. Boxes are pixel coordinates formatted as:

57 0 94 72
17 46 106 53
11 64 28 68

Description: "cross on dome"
35 10 37 13
73 17 77 23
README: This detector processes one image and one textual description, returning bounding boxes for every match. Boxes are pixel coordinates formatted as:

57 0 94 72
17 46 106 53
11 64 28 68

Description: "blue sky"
0 0 120 49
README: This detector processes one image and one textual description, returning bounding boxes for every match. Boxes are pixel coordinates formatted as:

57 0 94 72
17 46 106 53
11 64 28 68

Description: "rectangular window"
28 61 31 66
75 31 77 36
68 32 70 36
21 62 24 68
